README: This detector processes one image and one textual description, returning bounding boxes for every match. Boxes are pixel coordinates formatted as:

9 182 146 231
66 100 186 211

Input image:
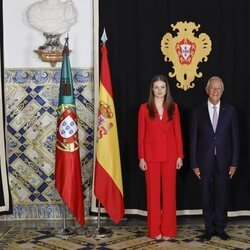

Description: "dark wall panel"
103 0 250 213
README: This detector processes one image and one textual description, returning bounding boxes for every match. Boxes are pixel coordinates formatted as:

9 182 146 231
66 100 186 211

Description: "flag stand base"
54 204 76 239
84 226 113 238
54 228 76 239
80 201 113 238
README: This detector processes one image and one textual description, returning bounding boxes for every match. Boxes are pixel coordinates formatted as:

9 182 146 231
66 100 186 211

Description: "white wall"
3 0 93 68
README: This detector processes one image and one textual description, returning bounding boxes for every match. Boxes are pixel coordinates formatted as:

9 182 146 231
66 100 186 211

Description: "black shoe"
199 231 213 241
215 231 230 240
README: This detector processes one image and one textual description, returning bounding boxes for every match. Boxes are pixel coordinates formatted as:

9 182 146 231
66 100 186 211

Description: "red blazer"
138 102 183 162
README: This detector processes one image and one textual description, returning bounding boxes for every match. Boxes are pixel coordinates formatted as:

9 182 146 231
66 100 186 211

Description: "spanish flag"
94 43 124 224
55 38 84 226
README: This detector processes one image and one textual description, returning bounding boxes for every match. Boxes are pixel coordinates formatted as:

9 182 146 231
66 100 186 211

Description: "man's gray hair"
206 76 224 89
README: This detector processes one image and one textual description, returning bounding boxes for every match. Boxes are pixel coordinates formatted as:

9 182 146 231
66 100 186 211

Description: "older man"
190 76 240 241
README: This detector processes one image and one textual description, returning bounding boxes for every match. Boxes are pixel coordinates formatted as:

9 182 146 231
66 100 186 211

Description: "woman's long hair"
147 75 174 120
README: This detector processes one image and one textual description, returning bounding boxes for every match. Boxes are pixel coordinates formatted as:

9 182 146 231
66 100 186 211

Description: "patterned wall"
4 68 94 220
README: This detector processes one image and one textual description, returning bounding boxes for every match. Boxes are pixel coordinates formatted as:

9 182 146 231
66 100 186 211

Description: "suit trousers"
145 161 176 238
201 156 230 233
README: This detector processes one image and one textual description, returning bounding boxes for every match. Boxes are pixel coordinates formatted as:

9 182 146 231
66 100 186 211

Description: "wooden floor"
0 217 249 249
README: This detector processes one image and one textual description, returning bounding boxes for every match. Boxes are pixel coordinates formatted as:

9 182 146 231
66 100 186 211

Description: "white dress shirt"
207 100 220 125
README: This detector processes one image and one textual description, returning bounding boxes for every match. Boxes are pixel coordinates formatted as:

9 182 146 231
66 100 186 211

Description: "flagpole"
81 200 112 238
97 201 101 230
96 200 112 235
80 28 114 238
90 29 112 237
78 200 112 237
63 204 66 229
94 29 124 224
54 34 84 238
54 204 76 239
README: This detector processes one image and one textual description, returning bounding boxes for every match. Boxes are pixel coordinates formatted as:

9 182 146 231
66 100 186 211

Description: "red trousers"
145 161 176 238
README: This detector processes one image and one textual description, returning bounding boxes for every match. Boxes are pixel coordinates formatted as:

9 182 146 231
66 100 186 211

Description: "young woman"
138 74 183 240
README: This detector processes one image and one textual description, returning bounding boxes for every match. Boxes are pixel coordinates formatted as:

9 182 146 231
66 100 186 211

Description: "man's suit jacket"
190 101 240 173
138 102 183 162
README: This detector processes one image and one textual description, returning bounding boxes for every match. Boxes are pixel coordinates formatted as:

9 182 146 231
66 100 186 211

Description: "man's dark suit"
190 101 240 233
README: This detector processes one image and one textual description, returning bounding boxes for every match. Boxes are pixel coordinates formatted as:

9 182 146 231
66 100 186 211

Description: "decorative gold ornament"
161 21 212 90
34 49 63 67
33 34 73 67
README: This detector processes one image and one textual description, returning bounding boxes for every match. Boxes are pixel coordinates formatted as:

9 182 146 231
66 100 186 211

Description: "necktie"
212 106 218 132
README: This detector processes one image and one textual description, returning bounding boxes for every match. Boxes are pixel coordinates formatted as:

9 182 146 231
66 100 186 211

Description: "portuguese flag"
55 38 84 226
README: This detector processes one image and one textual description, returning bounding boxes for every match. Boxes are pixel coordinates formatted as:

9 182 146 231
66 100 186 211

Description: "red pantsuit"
138 103 183 238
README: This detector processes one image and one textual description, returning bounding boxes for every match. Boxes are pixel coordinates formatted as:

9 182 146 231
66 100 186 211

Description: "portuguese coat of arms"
161 21 212 90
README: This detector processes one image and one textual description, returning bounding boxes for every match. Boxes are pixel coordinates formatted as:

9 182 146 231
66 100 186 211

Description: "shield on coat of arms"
176 38 196 64
59 115 78 139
